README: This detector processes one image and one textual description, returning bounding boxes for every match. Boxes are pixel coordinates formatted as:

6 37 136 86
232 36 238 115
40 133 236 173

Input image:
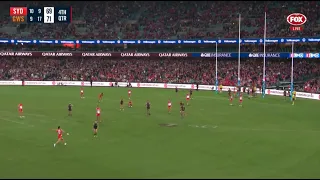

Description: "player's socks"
54 143 56 147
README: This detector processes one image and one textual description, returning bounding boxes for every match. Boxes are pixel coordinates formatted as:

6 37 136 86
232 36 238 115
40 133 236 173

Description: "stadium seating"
1 57 319 90
1 1 320 39
0 2 320 92
304 78 320 93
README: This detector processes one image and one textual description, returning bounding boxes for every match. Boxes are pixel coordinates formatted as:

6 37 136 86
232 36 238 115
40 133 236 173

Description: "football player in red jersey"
80 88 85 99
18 103 24 118
53 126 67 147
128 89 132 99
167 99 172 114
239 93 243 107
128 99 133 108
229 94 233 106
96 105 101 122
186 94 190 105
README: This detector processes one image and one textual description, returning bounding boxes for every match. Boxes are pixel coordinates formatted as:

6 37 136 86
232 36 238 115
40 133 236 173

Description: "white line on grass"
222 127 320 133
0 110 50 123
25 113 46 117
187 124 320 133
0 110 45 118
0 117 34 127
188 124 218 129
195 95 291 108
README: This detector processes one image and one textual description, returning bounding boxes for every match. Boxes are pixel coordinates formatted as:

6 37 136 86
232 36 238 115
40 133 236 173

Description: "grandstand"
0 1 319 92
0 1 320 179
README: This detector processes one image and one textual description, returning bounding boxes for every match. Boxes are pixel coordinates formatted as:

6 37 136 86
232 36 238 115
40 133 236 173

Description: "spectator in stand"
0 2 320 92
1 57 319 92
0 1 319 39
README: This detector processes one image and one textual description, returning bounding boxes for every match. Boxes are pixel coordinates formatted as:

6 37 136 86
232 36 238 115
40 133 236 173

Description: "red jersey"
56 129 63 138
96 108 101 114
128 90 132 94
186 94 190 100
18 104 23 110
168 101 172 107
239 96 243 101
99 93 103 98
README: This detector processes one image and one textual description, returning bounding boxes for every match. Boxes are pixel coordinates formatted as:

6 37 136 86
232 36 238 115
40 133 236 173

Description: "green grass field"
0 86 320 178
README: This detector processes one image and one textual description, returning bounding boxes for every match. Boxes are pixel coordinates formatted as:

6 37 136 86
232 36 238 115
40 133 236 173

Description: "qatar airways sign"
1 51 318 59
0 51 192 57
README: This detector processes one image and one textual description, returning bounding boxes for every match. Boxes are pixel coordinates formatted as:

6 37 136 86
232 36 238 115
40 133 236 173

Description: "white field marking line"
188 124 218 129
0 110 46 117
24 113 46 117
0 117 34 127
221 127 320 133
0 110 49 123
187 124 320 133
0 110 72 124
195 95 290 108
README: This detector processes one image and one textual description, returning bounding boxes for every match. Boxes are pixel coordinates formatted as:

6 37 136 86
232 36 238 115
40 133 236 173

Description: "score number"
27 7 70 23
27 7 43 23
29 8 42 22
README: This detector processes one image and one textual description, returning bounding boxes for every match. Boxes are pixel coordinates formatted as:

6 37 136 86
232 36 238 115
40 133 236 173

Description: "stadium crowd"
0 57 319 93
0 1 320 93
0 1 320 39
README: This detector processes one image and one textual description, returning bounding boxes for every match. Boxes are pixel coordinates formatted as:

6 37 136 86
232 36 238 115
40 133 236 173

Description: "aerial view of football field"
0 86 319 178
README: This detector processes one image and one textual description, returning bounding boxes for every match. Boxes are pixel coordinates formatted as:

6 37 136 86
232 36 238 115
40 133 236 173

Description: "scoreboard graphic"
10 7 72 23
